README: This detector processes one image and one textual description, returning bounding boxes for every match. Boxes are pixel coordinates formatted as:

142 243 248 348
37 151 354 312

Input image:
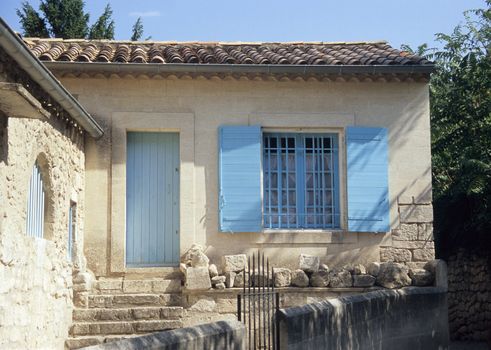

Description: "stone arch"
25 152 55 240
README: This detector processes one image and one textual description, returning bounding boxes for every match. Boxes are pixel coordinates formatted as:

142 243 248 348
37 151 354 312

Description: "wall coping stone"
82 319 245 350
182 286 381 295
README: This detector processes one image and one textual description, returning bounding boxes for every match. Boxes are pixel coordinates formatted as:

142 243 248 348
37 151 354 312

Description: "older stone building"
0 16 439 349
0 19 102 349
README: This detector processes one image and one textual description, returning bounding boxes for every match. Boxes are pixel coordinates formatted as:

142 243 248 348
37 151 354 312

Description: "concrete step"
88 293 182 308
94 278 182 294
73 306 183 322
70 319 183 336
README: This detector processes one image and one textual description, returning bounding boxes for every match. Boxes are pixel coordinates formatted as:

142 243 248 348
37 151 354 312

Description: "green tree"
131 17 144 41
88 4 115 39
16 0 115 39
16 2 49 37
429 1 491 256
39 0 89 38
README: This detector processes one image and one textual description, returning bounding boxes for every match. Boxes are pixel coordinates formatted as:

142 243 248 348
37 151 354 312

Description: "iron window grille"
263 133 340 229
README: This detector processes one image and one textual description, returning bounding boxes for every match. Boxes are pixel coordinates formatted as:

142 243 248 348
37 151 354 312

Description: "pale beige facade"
58 76 434 278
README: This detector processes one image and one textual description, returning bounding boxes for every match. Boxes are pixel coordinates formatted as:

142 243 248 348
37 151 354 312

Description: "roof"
25 39 432 67
0 19 103 137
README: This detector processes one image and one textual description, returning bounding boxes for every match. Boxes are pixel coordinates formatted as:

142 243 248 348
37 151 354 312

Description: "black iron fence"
237 251 280 349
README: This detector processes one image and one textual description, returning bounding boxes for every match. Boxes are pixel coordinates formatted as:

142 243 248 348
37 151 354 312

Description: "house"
0 17 436 349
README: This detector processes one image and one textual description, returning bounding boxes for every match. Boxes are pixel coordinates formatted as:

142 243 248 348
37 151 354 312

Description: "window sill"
256 229 358 244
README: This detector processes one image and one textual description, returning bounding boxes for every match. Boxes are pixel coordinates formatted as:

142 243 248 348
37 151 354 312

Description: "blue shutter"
219 125 262 232
346 127 390 232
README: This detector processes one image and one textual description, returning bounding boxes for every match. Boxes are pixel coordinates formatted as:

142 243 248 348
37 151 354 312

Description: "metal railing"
237 251 280 349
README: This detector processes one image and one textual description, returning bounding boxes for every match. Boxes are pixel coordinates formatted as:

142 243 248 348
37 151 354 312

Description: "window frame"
261 129 343 232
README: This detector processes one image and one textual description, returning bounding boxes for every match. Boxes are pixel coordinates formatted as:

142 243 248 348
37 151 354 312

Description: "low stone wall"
82 320 246 350
277 287 449 350
181 287 377 327
448 249 491 341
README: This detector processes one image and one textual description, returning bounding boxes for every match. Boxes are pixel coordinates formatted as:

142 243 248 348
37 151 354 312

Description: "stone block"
208 264 218 278
225 271 236 288
409 269 434 286
399 204 433 223
376 262 411 289
188 297 216 312
412 248 435 262
392 224 419 241
73 272 92 284
233 271 249 288
380 247 412 262
152 279 181 293
347 264 366 275
328 269 353 288
299 254 319 273
214 282 226 290
367 262 381 277
353 274 376 287
291 269 309 287
73 292 89 308
273 268 291 287
96 279 122 291
185 267 211 291
211 275 226 285
181 243 209 267
98 309 131 321
310 270 330 287
191 250 210 268
392 241 435 249
418 223 434 241
405 262 426 270
252 271 272 287
222 254 248 273
73 282 91 292
160 307 184 318
132 308 160 320
122 280 153 293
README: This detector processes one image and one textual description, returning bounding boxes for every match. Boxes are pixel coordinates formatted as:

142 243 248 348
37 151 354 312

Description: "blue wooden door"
126 132 180 267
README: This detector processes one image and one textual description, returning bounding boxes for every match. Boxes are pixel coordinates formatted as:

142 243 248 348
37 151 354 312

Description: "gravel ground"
449 341 489 350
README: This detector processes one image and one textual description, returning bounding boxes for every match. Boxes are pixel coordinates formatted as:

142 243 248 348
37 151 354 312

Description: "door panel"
126 132 180 267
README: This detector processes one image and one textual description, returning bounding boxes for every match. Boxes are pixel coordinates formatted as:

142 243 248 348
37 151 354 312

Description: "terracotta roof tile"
24 39 432 66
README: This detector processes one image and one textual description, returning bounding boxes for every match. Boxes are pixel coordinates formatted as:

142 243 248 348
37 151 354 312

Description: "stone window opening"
67 201 77 261
25 155 53 239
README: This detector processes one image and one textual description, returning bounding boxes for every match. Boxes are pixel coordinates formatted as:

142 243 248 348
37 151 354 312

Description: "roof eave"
43 61 436 77
0 18 103 138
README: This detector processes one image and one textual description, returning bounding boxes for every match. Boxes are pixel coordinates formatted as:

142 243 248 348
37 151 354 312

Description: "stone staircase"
66 273 184 349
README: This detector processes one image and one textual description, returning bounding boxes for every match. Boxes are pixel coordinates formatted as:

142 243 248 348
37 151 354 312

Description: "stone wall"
380 198 435 270
278 287 449 350
448 249 491 341
0 49 87 349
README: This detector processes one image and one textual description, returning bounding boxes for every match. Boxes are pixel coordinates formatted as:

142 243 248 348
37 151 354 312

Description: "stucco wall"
0 113 85 349
60 77 433 277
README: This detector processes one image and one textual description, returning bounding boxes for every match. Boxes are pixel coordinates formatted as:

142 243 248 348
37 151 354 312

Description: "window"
263 133 340 229
68 202 76 260
26 161 45 238
219 125 390 233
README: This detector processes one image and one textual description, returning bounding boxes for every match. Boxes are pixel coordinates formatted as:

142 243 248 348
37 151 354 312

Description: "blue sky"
0 0 486 50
